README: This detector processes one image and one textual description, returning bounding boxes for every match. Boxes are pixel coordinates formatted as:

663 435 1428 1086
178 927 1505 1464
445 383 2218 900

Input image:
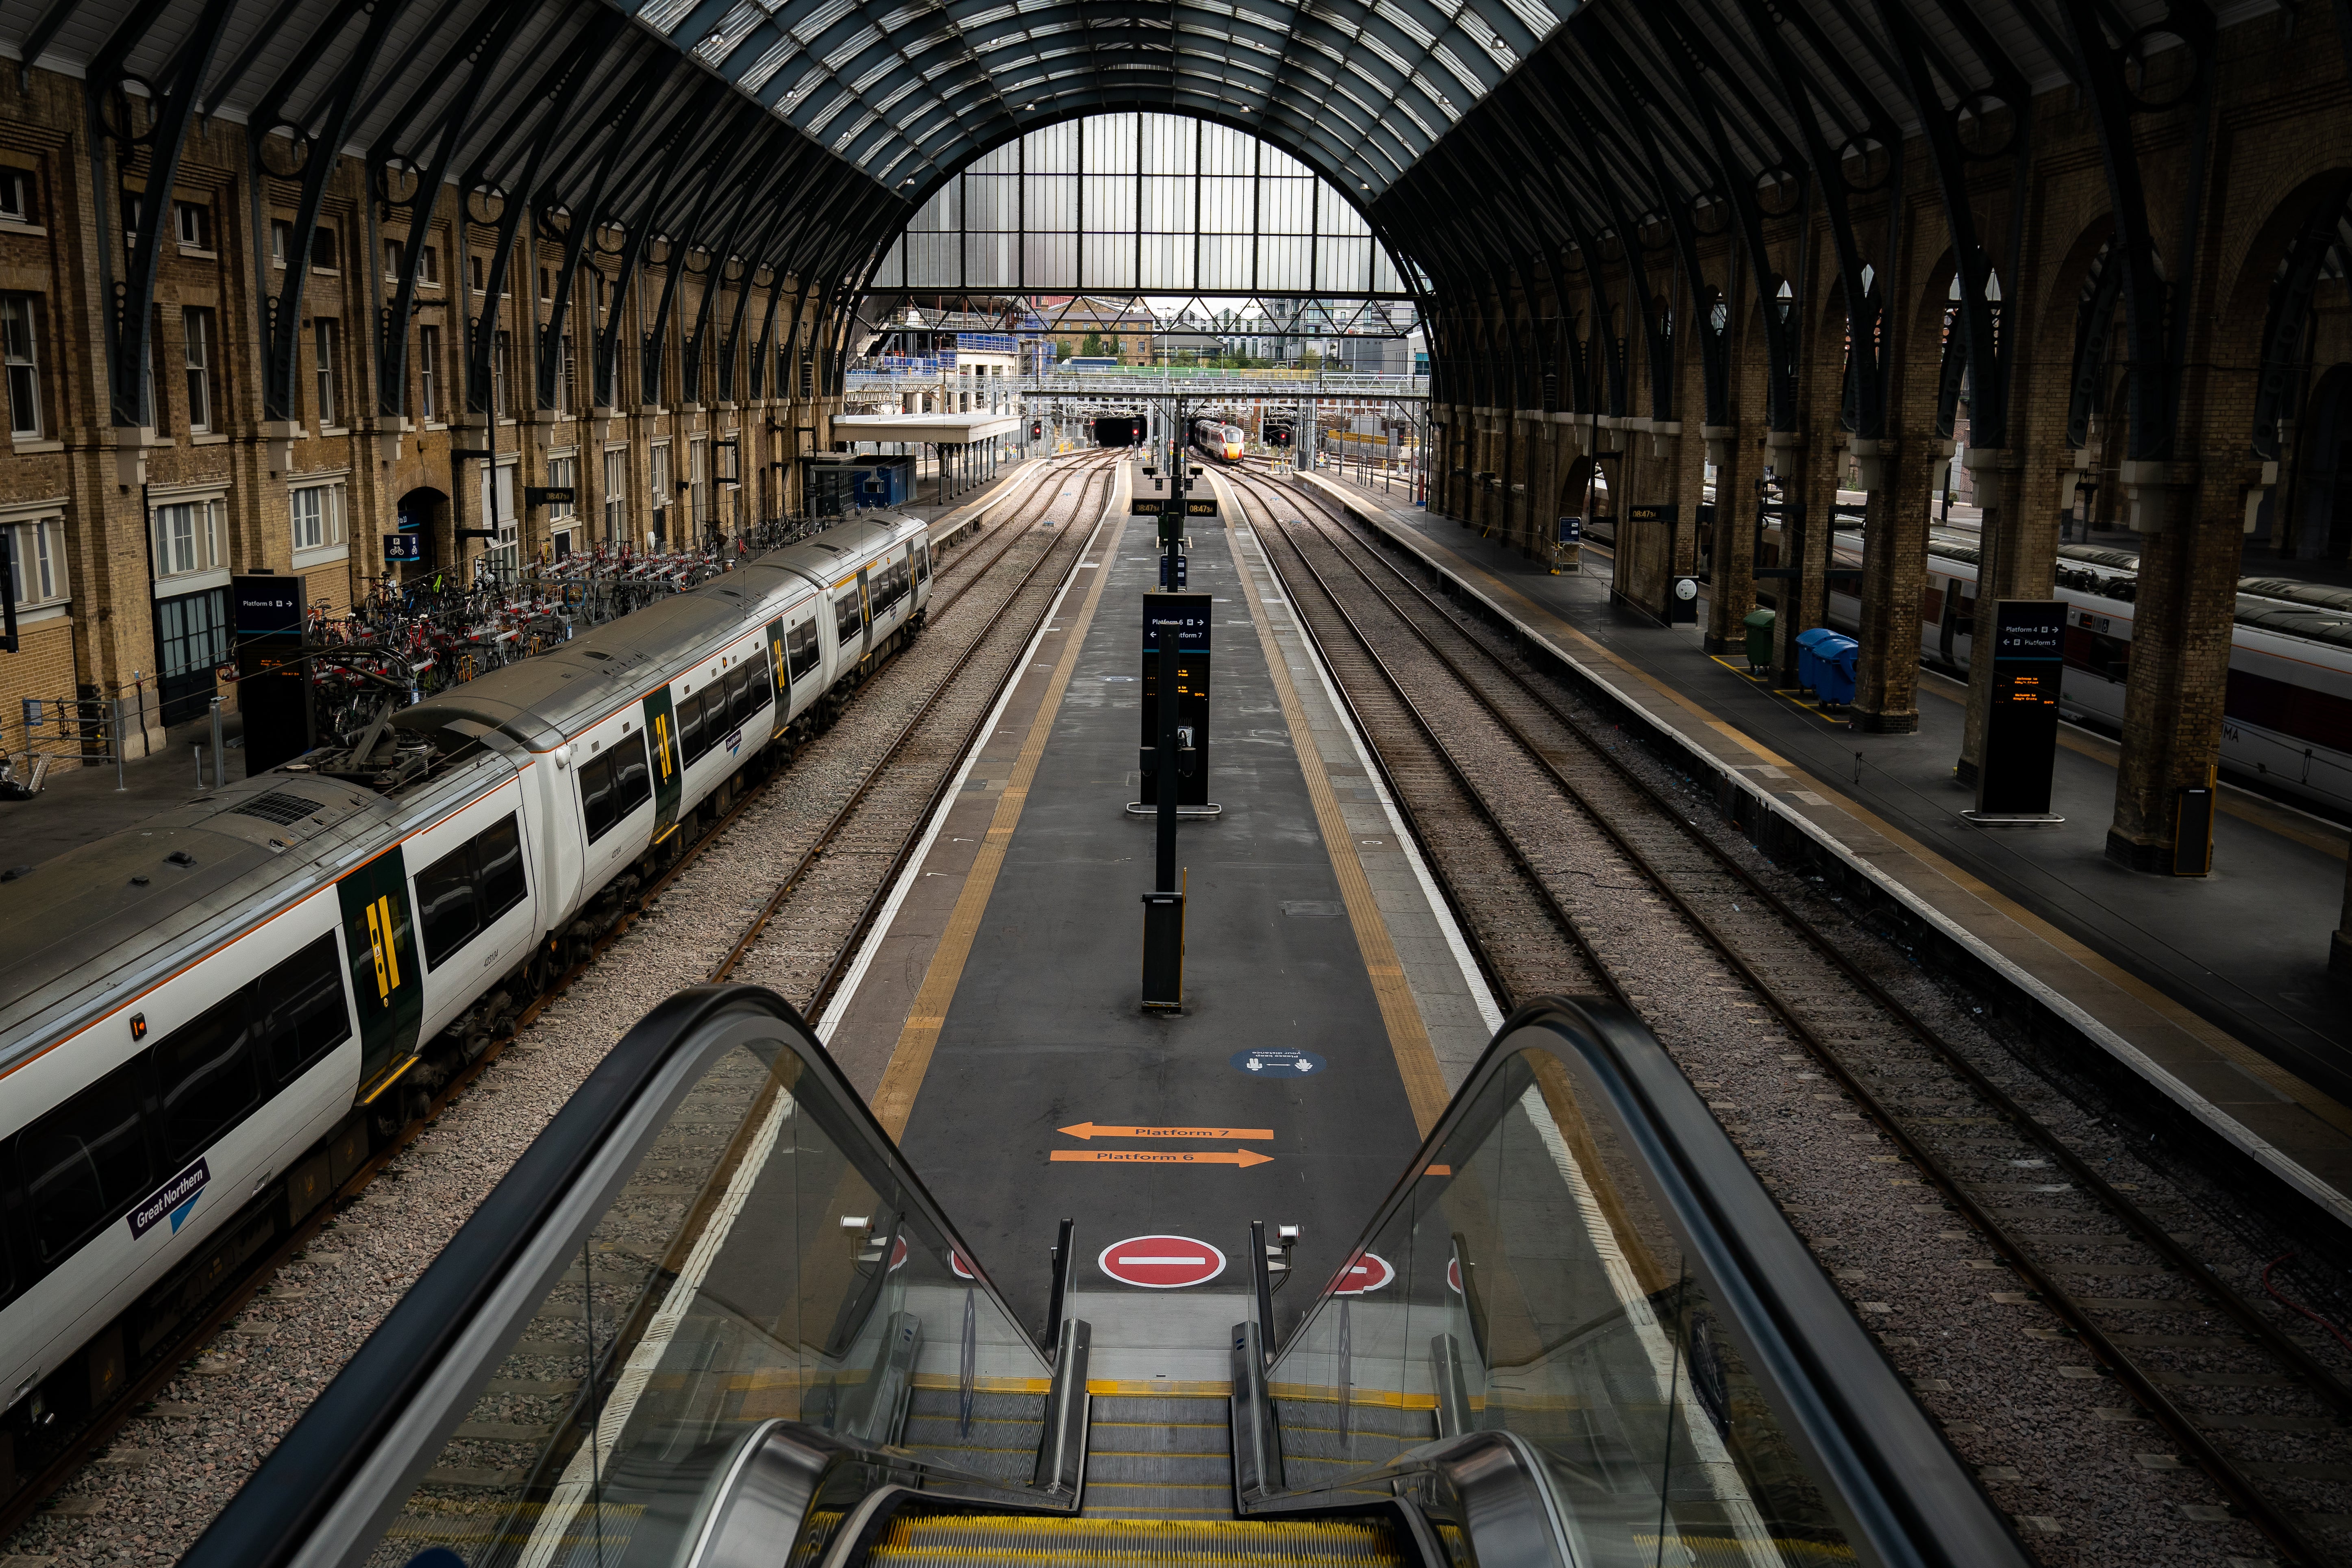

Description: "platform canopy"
831 412 1025 444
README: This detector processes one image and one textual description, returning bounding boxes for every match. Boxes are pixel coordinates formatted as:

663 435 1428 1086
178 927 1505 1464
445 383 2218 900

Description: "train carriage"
1824 528 2352 814
1189 419 1245 463
0 513 932 1453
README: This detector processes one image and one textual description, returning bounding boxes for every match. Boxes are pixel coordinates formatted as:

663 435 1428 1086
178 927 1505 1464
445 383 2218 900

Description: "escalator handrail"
181 984 1052 1568
1240 1427 1572 1568
1264 996 2032 1568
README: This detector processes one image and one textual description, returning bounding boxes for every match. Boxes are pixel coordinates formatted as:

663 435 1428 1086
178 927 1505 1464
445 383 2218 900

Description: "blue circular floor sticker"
1231 1048 1328 1077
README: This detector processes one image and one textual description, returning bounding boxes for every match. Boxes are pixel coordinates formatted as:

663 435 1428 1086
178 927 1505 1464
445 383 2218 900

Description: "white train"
0 513 933 1474
1190 419 1245 463
1826 528 2352 814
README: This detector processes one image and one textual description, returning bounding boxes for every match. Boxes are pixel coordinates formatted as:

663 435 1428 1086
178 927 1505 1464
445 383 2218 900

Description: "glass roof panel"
872 110 1413 298
644 0 1575 196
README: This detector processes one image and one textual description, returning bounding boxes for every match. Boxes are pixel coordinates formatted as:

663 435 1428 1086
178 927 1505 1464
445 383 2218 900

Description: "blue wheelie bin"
1815 633 1860 707
1793 626 1841 693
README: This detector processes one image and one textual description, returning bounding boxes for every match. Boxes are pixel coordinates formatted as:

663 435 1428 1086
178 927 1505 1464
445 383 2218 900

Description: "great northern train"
1190 419 1245 463
0 512 933 1469
1824 527 2352 815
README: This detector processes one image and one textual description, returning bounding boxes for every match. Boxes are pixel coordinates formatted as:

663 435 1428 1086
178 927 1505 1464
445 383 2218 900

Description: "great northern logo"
127 1158 211 1240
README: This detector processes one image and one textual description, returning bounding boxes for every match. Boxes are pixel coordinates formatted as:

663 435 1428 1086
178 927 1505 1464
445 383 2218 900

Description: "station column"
2104 468 2239 871
1848 435 1927 732
1703 422 1753 655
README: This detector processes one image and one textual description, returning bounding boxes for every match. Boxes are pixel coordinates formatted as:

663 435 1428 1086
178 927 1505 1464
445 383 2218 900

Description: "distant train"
1190 419 1245 463
1824 527 2352 814
0 513 934 1461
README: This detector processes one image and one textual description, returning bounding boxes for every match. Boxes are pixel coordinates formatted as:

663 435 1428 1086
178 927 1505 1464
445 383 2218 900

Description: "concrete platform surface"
1298 467 2352 1225
819 467 1495 1356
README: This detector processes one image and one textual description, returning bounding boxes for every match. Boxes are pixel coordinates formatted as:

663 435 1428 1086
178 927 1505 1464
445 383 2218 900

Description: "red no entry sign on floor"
1331 1252 1395 1295
1099 1235 1226 1288
950 1247 975 1280
1446 1256 1463 1295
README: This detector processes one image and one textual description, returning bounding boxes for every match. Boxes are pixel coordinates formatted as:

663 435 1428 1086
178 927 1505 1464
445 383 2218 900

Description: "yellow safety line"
868 494 1127 1140
1084 1378 1234 1396
1223 478 1452 1137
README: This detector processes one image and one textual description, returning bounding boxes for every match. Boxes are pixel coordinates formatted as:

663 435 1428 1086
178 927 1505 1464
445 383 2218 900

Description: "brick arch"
2210 167 2352 356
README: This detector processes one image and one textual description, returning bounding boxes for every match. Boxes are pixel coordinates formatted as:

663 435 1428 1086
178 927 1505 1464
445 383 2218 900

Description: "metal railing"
1025 366 1428 395
7 693 134 794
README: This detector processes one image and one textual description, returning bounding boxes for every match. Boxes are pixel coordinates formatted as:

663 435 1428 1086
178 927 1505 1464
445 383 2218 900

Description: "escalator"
183 987 2032 1568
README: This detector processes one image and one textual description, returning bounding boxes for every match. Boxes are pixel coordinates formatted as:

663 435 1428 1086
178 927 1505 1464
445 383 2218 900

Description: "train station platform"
816 461 1499 1355
1297 467 2352 1226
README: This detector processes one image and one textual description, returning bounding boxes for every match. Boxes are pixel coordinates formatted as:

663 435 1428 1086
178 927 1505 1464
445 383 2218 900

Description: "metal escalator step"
1085 1419 1231 1456
862 1514 1409 1564
1089 1395 1230 1423
1084 1453 1232 1483
899 1444 1037 1483
902 1414 1048 1441
905 1388 1050 1421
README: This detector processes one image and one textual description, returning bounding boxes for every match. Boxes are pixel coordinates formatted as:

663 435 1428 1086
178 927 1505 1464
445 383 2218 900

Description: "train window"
154 990 259 1166
785 617 820 682
580 752 616 841
475 816 527 926
415 839 483 968
579 735 651 842
677 691 709 766
834 589 862 644
2229 667 2352 750
610 733 651 818
2065 627 2130 682
416 814 528 968
914 541 929 583
13 1057 152 1268
253 935 351 1085
741 649 774 724
725 665 758 729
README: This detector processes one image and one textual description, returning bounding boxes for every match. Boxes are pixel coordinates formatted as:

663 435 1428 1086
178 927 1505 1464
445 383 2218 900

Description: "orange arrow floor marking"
1059 1121 1274 1141
1050 1148 1273 1167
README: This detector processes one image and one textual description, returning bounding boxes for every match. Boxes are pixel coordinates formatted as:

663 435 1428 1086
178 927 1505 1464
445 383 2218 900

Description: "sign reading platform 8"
1977 599 2067 817
1142 590 1211 806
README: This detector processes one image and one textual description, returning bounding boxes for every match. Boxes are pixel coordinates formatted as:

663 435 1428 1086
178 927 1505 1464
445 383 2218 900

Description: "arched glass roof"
872 113 1414 298
636 0 1579 196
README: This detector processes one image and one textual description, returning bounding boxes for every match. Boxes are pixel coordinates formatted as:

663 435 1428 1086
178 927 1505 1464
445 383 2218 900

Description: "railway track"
0 451 1120 1551
1227 468 2352 1567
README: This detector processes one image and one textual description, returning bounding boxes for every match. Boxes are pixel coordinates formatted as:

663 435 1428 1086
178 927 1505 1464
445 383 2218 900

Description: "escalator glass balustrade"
1234 1000 2032 1568
184 990 2030 1568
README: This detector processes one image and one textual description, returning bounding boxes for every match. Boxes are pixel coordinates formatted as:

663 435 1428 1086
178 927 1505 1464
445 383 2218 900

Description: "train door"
336 848 424 1103
831 573 868 673
642 687 683 842
782 605 822 720
766 614 792 731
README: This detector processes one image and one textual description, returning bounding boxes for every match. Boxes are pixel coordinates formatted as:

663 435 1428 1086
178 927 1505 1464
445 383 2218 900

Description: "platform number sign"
1976 600 2066 818
337 848 423 1100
